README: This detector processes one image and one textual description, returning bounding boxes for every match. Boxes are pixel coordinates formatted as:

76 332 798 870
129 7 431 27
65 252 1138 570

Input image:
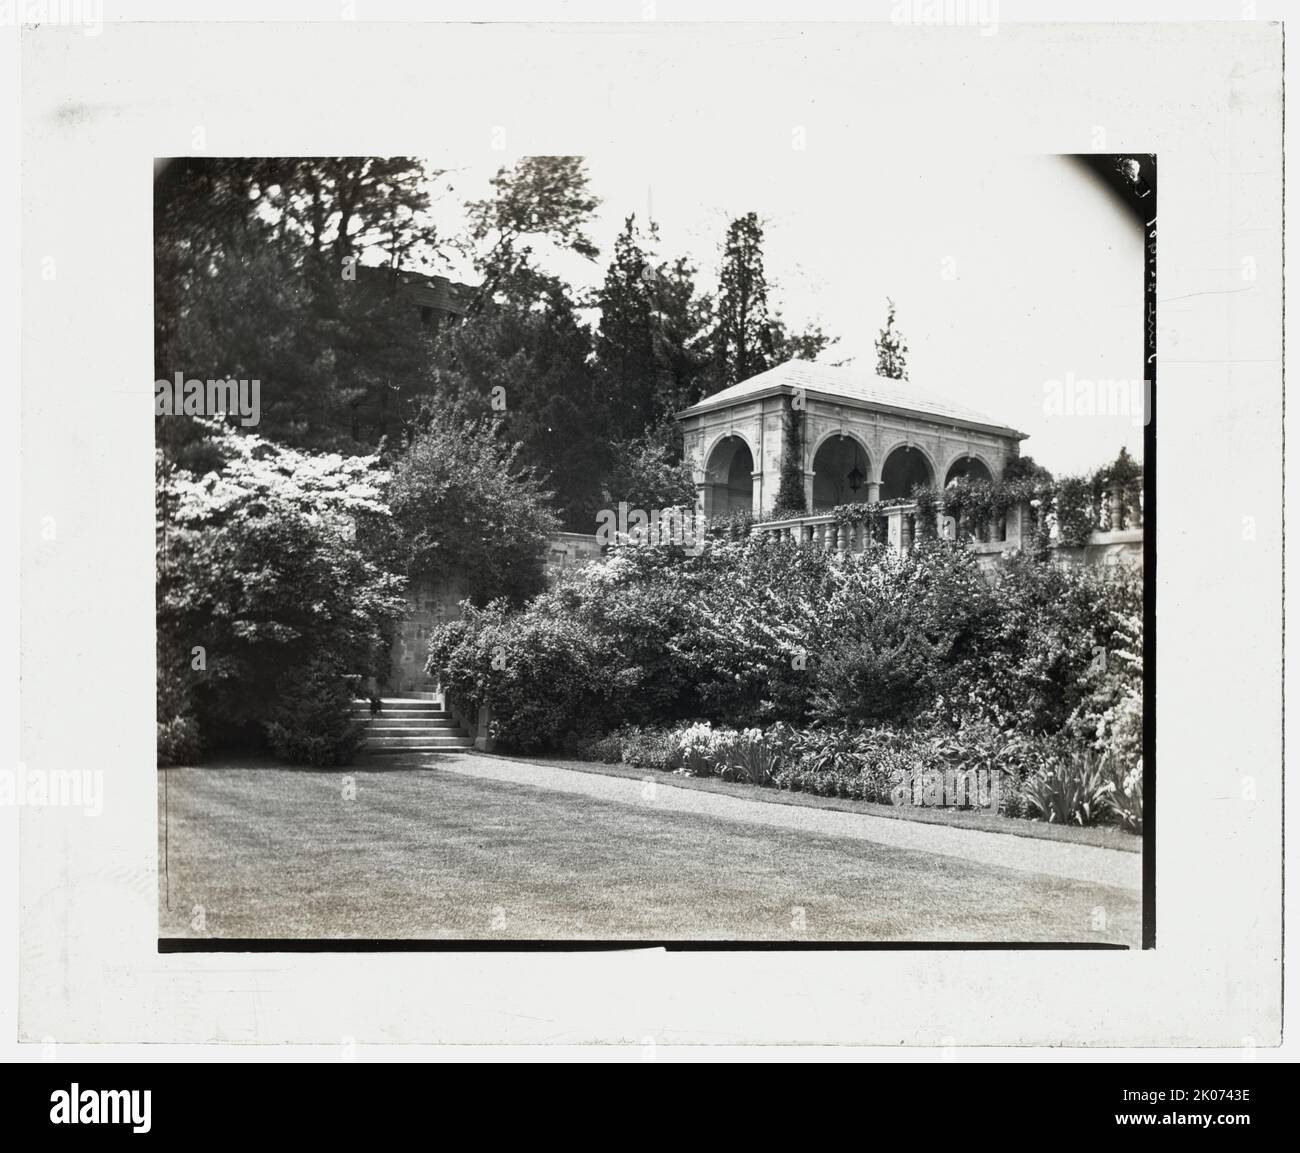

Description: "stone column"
866 481 881 504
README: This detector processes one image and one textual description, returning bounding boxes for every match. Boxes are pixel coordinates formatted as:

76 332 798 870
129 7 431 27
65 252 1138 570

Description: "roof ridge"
679 358 1024 438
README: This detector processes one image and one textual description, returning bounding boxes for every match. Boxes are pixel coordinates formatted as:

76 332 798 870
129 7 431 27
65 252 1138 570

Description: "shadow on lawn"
159 752 463 774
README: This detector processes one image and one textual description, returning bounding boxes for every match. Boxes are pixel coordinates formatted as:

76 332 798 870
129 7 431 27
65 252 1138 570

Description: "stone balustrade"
752 504 922 555
749 480 1143 569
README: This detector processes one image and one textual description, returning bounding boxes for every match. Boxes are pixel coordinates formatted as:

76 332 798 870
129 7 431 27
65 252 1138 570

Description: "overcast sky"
417 149 1143 477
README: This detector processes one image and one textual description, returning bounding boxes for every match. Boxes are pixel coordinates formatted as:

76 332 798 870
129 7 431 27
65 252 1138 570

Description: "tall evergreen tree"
594 215 713 436
594 215 660 439
650 253 713 416
710 212 836 389
431 272 609 532
875 297 909 380
713 212 773 388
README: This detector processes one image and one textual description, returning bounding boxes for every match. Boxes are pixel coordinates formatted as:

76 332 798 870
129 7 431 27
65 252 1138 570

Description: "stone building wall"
387 577 467 694
680 396 1023 517
387 531 605 694
544 531 605 578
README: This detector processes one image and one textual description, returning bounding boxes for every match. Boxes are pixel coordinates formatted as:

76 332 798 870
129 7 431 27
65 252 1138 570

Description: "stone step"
363 735 474 750
366 733 462 742
352 696 446 706
360 743 474 756
351 701 448 715
364 730 468 742
363 719 460 731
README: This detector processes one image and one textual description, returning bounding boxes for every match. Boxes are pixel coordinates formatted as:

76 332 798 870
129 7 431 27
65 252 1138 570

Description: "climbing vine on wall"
773 401 807 516
748 450 1139 554
830 498 913 527
906 452 1138 550
914 486 939 539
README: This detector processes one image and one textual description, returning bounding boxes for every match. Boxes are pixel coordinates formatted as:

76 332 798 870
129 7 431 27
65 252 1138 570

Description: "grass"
159 757 1139 944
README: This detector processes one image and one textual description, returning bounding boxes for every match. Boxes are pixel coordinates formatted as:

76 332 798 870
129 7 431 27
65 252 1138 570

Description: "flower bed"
574 718 1142 830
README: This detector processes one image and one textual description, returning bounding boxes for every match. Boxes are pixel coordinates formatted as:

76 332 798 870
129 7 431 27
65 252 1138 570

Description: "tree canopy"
154 158 855 757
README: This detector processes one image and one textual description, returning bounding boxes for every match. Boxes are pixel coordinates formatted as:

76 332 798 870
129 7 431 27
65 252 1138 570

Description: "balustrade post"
1109 485 1124 531
1006 502 1023 549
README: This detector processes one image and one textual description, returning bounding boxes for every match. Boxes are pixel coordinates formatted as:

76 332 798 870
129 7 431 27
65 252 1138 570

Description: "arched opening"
944 455 1001 542
880 445 933 501
704 436 754 516
811 435 871 512
944 455 994 487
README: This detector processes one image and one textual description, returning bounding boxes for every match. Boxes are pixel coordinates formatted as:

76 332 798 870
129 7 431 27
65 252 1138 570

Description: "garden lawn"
159 759 1140 944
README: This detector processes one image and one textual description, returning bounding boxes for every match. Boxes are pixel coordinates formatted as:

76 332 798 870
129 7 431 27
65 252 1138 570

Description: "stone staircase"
351 698 474 755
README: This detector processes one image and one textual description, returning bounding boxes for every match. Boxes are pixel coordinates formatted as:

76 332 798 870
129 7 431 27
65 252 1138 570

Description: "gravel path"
435 752 1142 891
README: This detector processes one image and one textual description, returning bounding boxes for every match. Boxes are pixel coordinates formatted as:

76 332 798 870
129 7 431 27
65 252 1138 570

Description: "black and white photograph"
153 149 1150 946
6 5 1290 1080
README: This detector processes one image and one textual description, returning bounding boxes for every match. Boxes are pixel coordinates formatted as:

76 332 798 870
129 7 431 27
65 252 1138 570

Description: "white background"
1 2 1289 1057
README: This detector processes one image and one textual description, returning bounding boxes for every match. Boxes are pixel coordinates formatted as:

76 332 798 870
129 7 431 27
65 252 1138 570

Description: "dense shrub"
157 714 203 767
705 508 756 540
573 723 683 770
386 410 559 606
618 725 682 770
430 599 615 753
945 554 1140 737
427 530 1141 762
574 731 627 764
157 638 204 767
1066 573 1143 777
157 420 406 751
1051 475 1097 547
810 542 993 726
599 432 699 515
431 533 838 747
443 520 1142 831
264 657 368 766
